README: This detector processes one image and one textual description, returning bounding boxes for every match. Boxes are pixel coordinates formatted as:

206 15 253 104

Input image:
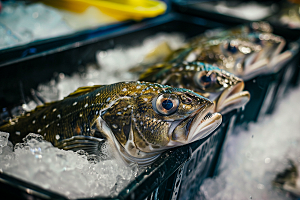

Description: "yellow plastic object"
40 0 167 21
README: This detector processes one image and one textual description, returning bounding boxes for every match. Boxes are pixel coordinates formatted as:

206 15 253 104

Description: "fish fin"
56 135 109 158
139 63 171 81
130 42 173 75
143 41 173 63
64 85 105 99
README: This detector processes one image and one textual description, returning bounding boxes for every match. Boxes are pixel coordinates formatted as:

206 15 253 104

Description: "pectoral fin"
56 135 107 157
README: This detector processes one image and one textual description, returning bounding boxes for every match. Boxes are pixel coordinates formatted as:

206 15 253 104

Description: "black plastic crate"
171 0 283 26
177 111 236 200
0 13 231 200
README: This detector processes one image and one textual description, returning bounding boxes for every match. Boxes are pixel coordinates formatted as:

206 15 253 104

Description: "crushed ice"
198 86 300 200
0 2 73 49
37 33 185 101
0 133 138 198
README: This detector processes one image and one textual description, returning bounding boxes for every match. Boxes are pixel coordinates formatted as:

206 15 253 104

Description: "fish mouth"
187 104 222 143
215 81 250 114
168 103 222 146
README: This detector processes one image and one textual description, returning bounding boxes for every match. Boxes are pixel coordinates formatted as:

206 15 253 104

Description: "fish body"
0 81 222 165
139 61 250 114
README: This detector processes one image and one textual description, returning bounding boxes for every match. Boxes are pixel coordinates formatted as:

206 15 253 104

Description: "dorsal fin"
64 85 105 99
0 85 107 128
27 85 106 112
139 63 171 81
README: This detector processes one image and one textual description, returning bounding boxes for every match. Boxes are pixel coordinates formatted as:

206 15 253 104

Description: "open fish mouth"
168 103 222 146
215 81 250 114
187 103 222 143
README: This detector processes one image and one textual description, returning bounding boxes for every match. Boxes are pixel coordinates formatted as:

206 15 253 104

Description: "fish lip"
215 81 250 114
167 101 221 146
187 104 222 142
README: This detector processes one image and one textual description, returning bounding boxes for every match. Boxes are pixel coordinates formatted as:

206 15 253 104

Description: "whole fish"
132 22 287 79
167 32 286 78
0 81 222 165
139 61 250 114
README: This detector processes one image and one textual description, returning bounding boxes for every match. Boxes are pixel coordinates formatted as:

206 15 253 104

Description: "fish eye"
225 41 238 54
155 94 179 116
194 71 216 90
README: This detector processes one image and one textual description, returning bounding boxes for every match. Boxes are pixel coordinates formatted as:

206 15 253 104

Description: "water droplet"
117 112 122 115
15 131 20 135
79 113 83 117
84 103 88 108
73 102 78 106
37 129 41 133
136 86 141 89
32 120 36 124
96 93 100 96
44 133 46 136
43 115 46 119
56 135 60 140
265 157 271 164
106 97 111 102
57 114 61 119
57 123 60 126
46 124 49 128
257 183 265 189
59 73 65 79
122 88 127 92
52 108 57 112
112 124 118 129
124 107 127 111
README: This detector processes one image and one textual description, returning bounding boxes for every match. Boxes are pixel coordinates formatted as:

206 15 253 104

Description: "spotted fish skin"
140 61 241 94
139 61 249 114
0 81 221 165
167 26 285 76
0 84 117 146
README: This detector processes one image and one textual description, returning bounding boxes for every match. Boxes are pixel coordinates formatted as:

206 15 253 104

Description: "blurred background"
0 0 300 200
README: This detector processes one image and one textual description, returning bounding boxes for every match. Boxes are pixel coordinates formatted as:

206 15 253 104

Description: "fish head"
188 38 262 75
101 81 221 165
154 62 250 114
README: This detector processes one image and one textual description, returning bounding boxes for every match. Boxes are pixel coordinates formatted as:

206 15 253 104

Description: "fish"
131 22 287 79
166 32 286 78
189 21 273 46
139 61 250 114
273 159 300 197
0 81 222 165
